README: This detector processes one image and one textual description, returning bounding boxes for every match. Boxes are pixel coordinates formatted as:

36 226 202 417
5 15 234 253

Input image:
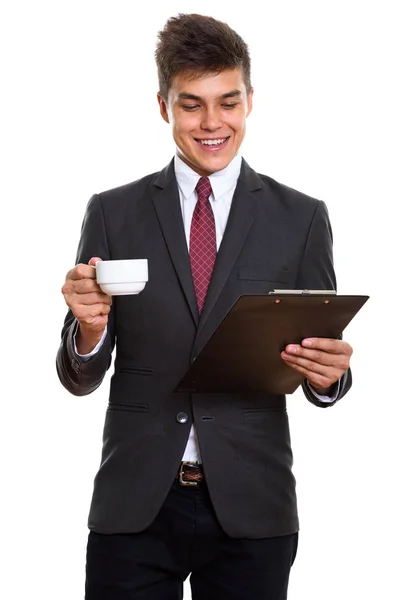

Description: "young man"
58 13 353 600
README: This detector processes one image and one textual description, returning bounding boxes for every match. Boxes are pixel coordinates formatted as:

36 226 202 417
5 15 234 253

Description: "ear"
157 93 170 124
246 88 254 117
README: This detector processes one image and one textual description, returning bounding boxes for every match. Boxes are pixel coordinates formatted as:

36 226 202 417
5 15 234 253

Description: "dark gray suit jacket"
56 158 351 538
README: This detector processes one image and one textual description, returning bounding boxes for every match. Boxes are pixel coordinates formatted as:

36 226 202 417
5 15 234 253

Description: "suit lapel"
195 160 262 342
151 158 263 335
152 160 199 326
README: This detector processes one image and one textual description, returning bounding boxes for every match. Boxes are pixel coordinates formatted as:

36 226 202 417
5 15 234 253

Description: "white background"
1 1 399 598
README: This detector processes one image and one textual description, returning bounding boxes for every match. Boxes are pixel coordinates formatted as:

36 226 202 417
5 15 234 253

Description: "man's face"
158 68 253 176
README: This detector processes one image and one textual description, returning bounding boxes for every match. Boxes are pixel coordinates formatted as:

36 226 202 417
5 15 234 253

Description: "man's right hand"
61 257 112 354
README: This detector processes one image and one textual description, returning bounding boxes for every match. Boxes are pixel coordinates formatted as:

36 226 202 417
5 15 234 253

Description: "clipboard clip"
269 289 337 295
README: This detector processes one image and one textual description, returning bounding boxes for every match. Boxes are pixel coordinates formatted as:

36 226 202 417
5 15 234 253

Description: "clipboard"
176 291 369 395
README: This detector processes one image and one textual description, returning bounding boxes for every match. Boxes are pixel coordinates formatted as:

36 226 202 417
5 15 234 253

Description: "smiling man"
57 13 353 600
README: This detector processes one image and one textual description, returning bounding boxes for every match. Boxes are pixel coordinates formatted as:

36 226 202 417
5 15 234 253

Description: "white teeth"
199 138 227 146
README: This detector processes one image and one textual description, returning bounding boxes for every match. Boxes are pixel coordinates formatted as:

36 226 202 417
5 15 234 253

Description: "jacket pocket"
238 265 292 283
108 402 149 412
119 366 154 376
242 407 287 414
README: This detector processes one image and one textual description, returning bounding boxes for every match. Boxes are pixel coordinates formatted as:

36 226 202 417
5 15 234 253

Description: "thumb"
89 257 103 266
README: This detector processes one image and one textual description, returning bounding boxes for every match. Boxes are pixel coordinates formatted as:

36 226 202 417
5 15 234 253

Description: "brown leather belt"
175 461 204 486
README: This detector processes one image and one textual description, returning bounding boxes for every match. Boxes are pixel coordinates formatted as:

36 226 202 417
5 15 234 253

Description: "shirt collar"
174 153 242 201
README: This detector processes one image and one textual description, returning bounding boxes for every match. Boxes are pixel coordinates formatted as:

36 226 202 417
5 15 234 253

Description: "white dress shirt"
75 154 338 462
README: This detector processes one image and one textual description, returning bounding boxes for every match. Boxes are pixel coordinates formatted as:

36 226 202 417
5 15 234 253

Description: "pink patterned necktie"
190 176 217 314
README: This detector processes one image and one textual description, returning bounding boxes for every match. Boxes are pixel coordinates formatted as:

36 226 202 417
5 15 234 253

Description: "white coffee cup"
95 259 148 295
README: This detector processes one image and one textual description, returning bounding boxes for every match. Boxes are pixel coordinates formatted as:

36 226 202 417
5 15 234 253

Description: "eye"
182 105 200 111
222 102 239 109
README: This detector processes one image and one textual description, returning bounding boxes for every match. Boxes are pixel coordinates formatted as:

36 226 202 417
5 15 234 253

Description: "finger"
77 315 109 336
283 345 349 369
73 302 111 322
89 256 103 266
73 292 112 306
281 352 332 377
68 263 97 281
67 278 104 295
301 338 353 356
282 359 337 389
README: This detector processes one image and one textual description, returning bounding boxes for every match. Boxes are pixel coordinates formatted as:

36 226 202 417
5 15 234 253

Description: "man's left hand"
281 338 353 395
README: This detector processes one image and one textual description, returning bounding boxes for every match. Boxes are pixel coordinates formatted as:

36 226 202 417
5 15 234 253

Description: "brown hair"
155 14 252 100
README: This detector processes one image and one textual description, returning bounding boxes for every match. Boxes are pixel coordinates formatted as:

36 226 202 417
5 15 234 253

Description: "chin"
204 157 231 172
199 151 231 166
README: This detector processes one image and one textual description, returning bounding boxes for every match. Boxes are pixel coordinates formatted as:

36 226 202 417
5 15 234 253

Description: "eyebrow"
177 89 242 101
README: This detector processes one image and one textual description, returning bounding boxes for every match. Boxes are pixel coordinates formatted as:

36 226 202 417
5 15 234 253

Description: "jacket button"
176 412 188 424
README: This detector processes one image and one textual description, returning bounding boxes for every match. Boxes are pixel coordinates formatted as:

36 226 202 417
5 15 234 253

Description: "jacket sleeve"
296 200 352 407
56 194 115 396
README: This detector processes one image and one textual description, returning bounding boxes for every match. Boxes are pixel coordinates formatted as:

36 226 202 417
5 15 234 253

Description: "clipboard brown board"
176 293 369 394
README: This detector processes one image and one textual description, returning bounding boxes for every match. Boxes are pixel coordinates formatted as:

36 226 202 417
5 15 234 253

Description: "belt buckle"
179 461 198 486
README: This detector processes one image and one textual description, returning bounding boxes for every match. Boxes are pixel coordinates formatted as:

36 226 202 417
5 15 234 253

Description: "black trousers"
85 478 298 600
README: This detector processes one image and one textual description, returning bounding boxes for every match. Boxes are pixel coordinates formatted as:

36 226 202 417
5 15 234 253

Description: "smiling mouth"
195 136 230 146
194 135 231 153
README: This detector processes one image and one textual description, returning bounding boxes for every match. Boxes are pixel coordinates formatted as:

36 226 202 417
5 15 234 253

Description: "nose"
200 107 223 132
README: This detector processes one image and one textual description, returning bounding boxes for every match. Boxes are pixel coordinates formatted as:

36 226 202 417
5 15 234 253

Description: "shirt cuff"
305 379 340 403
73 325 108 362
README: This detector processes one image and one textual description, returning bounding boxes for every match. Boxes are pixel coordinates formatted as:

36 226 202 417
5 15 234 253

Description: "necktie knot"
195 177 212 202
